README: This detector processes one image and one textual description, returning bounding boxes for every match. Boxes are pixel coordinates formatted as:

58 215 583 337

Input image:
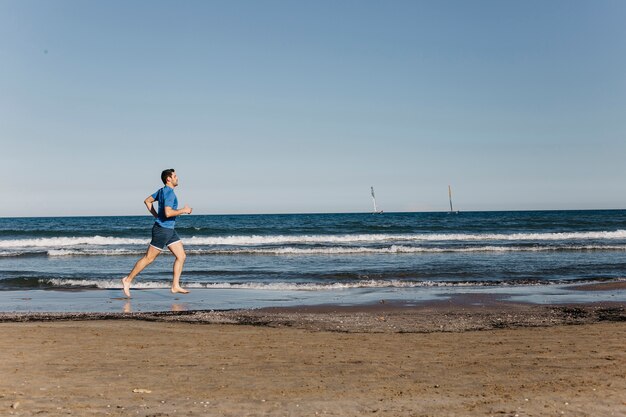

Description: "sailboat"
371 186 384 214
448 185 459 214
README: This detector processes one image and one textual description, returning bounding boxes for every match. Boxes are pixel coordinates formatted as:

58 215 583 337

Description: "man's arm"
144 196 158 218
165 205 192 218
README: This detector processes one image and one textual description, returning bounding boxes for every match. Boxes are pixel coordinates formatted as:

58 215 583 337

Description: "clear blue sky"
1 0 625 216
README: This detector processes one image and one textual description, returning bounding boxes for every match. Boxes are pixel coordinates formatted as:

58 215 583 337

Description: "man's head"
161 169 178 187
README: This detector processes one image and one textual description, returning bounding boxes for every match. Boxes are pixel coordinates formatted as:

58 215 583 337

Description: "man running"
122 169 192 297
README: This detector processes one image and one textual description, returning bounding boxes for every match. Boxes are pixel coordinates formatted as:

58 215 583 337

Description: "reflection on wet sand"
121 301 188 313
171 303 188 312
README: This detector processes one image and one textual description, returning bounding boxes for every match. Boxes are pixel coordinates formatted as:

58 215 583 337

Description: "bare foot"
171 286 190 294
122 277 131 298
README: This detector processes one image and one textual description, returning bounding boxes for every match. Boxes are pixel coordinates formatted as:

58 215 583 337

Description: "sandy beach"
4 0 626 414
1 299 625 417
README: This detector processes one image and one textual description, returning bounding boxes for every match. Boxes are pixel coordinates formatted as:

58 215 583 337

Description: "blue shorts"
149 223 181 250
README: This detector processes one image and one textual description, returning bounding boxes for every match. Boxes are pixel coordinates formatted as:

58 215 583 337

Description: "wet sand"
1 299 625 416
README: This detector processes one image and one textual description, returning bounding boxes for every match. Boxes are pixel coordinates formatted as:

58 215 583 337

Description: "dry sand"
1 301 625 416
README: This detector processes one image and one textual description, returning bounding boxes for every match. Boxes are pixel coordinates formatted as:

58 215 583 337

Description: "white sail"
371 187 382 214
448 185 459 214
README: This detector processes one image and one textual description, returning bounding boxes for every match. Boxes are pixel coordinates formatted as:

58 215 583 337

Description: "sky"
1 0 626 216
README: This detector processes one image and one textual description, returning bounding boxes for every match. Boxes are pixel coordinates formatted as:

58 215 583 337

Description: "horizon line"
1 207 625 219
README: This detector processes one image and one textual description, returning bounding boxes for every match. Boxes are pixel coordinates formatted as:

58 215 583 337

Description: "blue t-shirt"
151 186 178 229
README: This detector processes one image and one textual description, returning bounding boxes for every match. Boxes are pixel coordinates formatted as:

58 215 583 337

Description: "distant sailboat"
448 185 459 214
371 186 383 214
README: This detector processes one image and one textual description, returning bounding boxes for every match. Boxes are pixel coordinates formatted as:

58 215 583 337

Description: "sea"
1 210 625 312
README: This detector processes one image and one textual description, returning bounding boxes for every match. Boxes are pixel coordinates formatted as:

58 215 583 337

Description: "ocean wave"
38 244 626 257
191 244 626 255
8 278 546 290
46 248 144 257
185 231 626 245
0 250 49 258
0 236 146 248
6 277 622 291
2 230 626 249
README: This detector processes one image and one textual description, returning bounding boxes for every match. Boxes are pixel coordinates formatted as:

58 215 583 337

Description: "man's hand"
144 196 157 218
166 205 193 218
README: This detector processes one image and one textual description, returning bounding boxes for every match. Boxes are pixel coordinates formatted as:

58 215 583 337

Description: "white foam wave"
0 251 26 257
43 277 626 290
205 244 626 255
45 278 509 290
47 249 143 257
185 230 626 245
2 230 626 250
42 244 626 257
0 236 146 248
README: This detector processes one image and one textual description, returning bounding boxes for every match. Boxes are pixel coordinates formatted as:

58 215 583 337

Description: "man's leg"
168 241 189 294
122 245 162 297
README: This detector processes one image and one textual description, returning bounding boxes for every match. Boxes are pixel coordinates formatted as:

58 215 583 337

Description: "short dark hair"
161 169 175 185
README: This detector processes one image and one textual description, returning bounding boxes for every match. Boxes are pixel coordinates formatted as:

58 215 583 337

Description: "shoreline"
1 280 625 317
1 295 624 333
